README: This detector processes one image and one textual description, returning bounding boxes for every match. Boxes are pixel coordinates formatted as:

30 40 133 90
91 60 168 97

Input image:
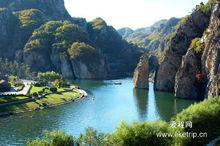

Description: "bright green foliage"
8 75 17 84
38 71 61 82
13 9 45 27
190 38 204 53
52 79 68 88
107 121 173 146
197 3 211 15
174 97 220 145
0 7 6 12
27 130 74 146
68 42 101 64
77 127 107 146
90 18 107 30
26 140 50 146
176 16 190 29
24 20 88 55
209 0 217 4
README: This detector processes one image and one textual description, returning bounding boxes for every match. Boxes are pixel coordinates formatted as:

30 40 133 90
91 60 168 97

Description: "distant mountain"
118 18 180 56
118 27 134 38
0 0 142 79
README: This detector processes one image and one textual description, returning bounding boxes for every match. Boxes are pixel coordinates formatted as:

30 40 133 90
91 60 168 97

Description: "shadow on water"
133 82 196 122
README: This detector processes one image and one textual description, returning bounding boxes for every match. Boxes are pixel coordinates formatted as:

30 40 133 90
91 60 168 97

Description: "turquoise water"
0 78 195 145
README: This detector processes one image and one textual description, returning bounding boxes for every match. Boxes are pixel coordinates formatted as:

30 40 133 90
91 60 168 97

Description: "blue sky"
64 0 208 29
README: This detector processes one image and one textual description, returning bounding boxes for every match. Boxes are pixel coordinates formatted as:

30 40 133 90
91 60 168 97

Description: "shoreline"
0 89 88 117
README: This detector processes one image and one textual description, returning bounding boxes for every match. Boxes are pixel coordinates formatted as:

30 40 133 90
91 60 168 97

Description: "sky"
64 0 208 29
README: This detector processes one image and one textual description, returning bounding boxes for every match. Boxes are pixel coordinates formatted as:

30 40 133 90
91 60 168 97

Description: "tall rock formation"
155 6 211 92
202 1 220 98
175 47 206 99
169 1 220 99
133 56 149 89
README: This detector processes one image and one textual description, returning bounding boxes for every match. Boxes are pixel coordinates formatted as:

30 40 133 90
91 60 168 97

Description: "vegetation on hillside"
13 9 46 27
68 42 101 64
0 58 31 78
190 38 204 54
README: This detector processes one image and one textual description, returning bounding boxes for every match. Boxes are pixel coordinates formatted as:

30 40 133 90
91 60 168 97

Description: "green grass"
0 101 40 113
29 86 45 93
0 90 82 113
0 96 29 104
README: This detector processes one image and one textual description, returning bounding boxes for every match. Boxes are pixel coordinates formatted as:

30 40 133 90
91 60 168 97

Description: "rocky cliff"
133 56 149 89
201 1 220 98
159 1 220 99
155 4 211 92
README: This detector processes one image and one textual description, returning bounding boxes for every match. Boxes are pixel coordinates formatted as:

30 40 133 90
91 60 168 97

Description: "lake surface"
0 78 195 145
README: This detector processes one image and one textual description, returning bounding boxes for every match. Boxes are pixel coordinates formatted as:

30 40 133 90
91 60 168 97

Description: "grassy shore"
0 85 85 114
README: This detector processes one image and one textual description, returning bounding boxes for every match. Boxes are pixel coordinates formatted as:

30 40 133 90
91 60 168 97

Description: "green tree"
27 131 73 146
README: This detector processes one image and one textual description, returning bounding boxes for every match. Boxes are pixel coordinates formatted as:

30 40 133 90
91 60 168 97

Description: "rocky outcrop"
149 55 159 73
60 53 75 79
160 2 220 99
155 7 211 92
175 48 206 99
202 2 220 98
133 56 149 89
71 59 107 79
88 18 142 78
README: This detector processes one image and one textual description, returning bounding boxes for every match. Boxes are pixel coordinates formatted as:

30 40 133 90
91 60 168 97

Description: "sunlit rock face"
133 56 149 89
201 2 220 98
175 48 206 99
155 7 211 92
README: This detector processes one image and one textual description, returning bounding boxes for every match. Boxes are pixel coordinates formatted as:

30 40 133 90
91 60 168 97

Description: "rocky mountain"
0 0 142 79
155 4 211 93
134 1 220 99
118 18 180 55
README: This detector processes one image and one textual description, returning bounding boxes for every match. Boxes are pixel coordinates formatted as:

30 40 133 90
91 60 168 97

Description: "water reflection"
146 83 159 121
133 88 148 120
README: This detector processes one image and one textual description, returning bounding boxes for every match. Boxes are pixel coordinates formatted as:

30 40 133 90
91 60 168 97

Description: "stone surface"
155 8 210 92
133 56 149 89
71 59 107 79
202 3 220 98
175 48 206 99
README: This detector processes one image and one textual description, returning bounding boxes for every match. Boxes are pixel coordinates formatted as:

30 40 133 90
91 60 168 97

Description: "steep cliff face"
88 18 142 78
175 47 206 99
0 8 18 58
164 1 220 99
68 42 108 79
133 56 149 89
155 7 211 92
202 2 220 98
